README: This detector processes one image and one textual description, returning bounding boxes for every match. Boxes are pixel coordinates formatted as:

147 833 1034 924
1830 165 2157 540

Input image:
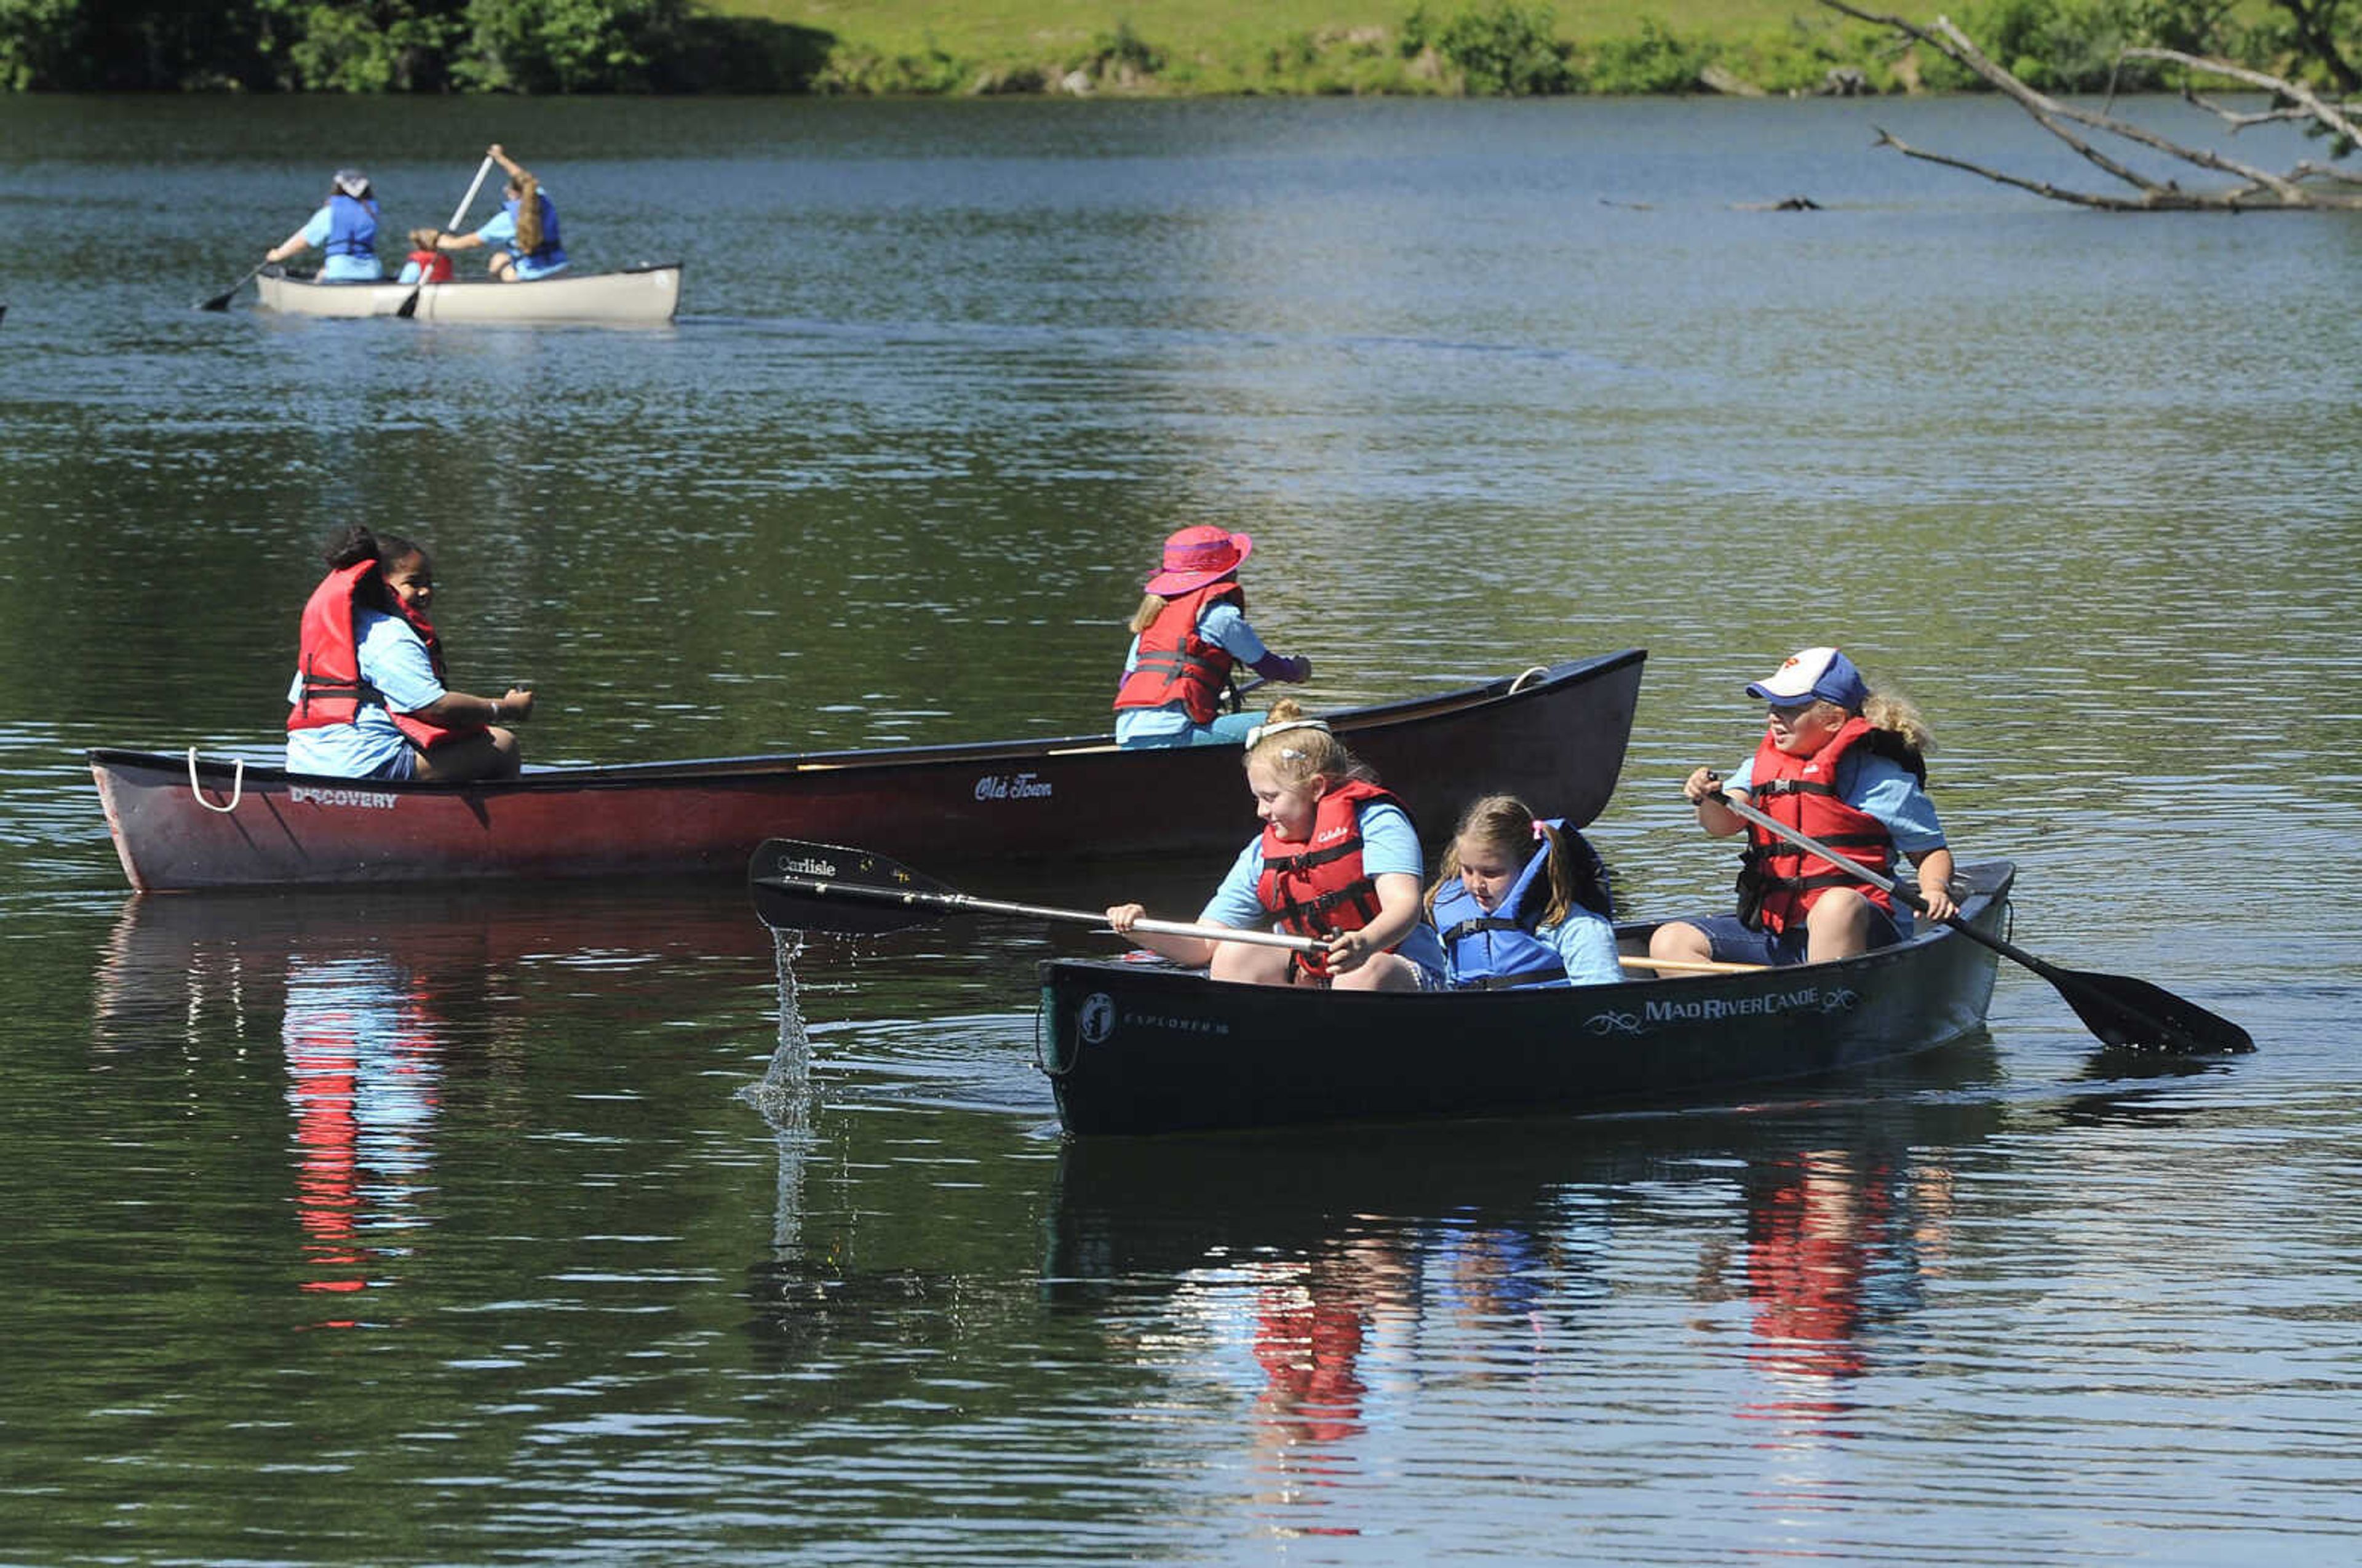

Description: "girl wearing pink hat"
1113 526 1313 749
1648 646 1956 969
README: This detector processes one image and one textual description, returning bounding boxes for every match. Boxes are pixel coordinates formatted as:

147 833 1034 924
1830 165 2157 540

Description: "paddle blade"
747 838 957 936
197 290 237 312
2043 963 2254 1055
396 286 423 320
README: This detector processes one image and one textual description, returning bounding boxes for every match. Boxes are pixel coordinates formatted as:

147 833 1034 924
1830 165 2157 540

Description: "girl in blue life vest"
1113 525 1314 749
1648 646 1957 971
286 525 537 784
1104 699 1446 991
408 144 568 282
264 169 383 282
1425 795 1622 989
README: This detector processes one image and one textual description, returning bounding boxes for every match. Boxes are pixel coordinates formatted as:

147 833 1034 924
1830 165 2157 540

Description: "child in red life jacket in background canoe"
1424 795 1623 989
1105 698 1447 990
1112 525 1314 748
285 524 537 784
1648 646 1956 970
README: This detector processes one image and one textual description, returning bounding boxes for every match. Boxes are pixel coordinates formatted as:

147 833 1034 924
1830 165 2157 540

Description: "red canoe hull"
90 651 1644 890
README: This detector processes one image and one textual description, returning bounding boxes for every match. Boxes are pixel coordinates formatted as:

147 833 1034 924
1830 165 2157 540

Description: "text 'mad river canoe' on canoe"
87 649 1644 891
1034 861 2015 1137
255 264 682 325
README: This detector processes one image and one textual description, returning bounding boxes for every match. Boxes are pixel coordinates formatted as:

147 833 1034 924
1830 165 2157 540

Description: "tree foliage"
1402 1 1575 94
0 0 799 89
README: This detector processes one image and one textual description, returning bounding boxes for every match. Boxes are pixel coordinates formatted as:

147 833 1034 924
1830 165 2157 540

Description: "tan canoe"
255 263 682 324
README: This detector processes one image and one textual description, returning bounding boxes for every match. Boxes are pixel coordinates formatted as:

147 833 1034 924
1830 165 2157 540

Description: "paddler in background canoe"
1648 646 1956 970
406 143 568 282
1423 795 1623 988
1113 525 1313 748
286 525 536 784
1105 699 1445 991
262 169 384 282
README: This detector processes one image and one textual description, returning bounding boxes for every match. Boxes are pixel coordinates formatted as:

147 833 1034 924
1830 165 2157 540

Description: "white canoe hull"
256 264 682 324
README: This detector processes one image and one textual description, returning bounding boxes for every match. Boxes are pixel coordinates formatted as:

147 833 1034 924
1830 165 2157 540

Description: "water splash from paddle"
742 927 813 1127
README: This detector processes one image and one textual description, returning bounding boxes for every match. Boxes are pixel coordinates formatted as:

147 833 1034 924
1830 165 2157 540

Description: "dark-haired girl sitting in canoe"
1105 699 1445 990
1425 795 1621 989
285 525 536 784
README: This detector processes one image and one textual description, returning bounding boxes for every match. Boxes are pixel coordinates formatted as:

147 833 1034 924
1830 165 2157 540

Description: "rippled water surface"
2 94 2358 1563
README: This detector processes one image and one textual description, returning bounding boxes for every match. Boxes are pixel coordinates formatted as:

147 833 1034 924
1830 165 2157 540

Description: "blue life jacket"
325 194 378 261
504 191 564 266
1433 827 1575 991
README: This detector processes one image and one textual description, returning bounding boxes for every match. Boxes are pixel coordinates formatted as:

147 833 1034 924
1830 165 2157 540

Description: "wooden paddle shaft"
1620 955 1767 974
445 155 496 234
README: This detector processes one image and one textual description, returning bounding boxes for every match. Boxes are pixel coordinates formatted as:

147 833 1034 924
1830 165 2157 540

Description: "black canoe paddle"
198 261 268 312
749 837 1321 953
1701 786 2253 1054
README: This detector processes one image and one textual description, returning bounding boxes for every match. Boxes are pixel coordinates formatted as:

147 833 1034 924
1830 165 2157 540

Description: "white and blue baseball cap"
1746 646 1869 710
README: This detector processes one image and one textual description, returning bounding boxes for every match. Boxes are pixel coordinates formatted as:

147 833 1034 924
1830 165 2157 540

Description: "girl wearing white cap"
1648 647 1956 969
264 169 384 282
1113 525 1314 748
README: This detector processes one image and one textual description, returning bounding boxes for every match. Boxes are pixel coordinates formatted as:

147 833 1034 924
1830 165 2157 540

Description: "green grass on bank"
713 0 1901 94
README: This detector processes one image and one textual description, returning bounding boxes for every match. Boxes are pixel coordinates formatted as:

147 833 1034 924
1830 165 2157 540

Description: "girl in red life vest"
1104 699 1447 990
285 525 537 784
1649 647 1956 970
1112 525 1314 749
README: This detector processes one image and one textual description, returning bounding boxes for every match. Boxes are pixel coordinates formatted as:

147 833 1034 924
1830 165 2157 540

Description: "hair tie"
1532 819 1549 842
1244 716 1332 749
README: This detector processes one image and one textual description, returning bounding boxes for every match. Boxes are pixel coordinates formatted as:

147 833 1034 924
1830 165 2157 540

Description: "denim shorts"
1681 907 1904 966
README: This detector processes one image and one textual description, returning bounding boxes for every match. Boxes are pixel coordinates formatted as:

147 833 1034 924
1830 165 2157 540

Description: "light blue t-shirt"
1115 599 1274 748
285 609 445 780
472 203 569 278
1200 800 1448 981
300 204 384 282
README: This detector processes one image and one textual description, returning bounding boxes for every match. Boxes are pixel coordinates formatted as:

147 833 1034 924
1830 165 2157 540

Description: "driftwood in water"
1823 1 2362 210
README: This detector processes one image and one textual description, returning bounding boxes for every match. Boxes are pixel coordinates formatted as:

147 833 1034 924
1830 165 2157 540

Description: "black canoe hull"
89 650 1643 890
1038 862 2015 1136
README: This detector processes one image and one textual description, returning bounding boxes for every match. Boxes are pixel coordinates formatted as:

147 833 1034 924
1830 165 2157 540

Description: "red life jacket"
1741 716 1896 934
1112 582 1241 725
1255 779 1405 979
287 560 485 752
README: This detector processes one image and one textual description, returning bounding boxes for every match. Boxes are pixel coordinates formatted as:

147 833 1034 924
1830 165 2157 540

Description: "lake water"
3 93 2359 1563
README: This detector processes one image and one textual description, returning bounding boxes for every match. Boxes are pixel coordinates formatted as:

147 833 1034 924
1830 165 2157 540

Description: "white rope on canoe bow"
187 747 245 814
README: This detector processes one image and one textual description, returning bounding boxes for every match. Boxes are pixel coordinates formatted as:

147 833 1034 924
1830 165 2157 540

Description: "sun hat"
1744 647 1870 710
332 169 371 198
1144 525 1253 596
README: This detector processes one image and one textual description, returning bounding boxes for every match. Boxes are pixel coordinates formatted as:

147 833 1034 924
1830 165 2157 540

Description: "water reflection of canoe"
90 881 773 1048
87 650 1643 891
1046 1062 2005 1286
1035 862 2014 1137
255 263 682 324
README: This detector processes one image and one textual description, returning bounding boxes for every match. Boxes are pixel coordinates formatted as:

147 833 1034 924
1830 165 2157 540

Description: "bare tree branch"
1819 1 2362 210
2121 47 2362 147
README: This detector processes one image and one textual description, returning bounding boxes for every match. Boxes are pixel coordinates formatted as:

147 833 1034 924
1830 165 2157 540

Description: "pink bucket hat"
1144 525 1253 596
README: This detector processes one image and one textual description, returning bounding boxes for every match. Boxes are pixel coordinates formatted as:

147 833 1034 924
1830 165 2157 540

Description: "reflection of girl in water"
282 954 443 1313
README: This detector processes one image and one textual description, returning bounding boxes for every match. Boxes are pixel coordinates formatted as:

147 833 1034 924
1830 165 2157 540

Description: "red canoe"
89 649 1644 891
